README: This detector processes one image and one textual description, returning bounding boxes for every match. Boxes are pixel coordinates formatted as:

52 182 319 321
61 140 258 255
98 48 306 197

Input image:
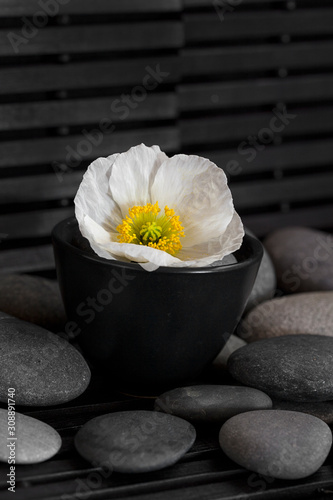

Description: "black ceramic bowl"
52 217 263 393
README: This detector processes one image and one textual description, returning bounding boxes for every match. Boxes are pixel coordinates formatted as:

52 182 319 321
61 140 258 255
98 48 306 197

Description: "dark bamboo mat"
1 372 333 500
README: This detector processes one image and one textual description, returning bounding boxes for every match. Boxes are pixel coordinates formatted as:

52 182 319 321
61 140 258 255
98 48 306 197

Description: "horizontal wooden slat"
0 126 180 167
3 140 333 205
0 172 82 204
185 0 287 6
0 57 179 94
244 204 333 237
182 41 333 77
0 93 177 131
0 466 244 500
0 457 90 486
3 186 331 242
0 245 55 274
0 207 74 239
24 400 152 430
179 74 333 111
185 9 333 43
0 22 183 56
3 173 333 236
183 0 281 5
0 0 181 16
181 106 333 146
231 172 333 210
204 139 333 175
4 464 331 500
2 43 333 95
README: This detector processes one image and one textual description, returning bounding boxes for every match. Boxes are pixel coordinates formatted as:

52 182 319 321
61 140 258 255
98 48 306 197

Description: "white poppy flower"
74 144 244 271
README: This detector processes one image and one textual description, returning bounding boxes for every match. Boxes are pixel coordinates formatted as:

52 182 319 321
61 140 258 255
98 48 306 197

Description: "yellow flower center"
140 221 162 243
117 201 184 255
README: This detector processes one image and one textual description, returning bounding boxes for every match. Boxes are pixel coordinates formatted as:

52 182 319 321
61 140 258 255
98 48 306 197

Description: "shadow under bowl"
52 217 263 394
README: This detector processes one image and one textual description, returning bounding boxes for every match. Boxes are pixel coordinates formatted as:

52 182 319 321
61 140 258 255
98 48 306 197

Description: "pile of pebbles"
215 225 333 478
0 308 91 464
154 380 332 480
73 325 333 477
0 222 333 480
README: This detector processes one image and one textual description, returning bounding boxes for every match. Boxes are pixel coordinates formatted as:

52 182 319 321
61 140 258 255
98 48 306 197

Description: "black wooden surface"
1 370 333 500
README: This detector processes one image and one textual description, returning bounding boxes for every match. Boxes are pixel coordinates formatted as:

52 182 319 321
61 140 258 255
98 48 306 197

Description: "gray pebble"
0 313 91 405
264 226 333 293
212 334 247 371
228 334 333 402
0 409 61 464
75 410 196 473
209 254 238 267
273 399 333 425
155 385 272 423
244 230 276 312
238 292 333 342
219 410 332 480
0 274 67 331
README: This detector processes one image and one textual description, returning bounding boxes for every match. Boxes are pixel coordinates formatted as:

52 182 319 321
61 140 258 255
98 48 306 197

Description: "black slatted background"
0 0 182 273
1 2 333 499
0 0 333 274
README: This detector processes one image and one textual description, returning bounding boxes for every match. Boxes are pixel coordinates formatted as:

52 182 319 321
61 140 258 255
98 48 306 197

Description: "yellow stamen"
117 201 184 255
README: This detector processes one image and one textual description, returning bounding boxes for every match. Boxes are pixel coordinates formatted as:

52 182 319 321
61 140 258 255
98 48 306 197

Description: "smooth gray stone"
228 335 333 402
209 254 238 267
212 334 247 371
219 410 332 480
75 410 196 473
245 229 276 313
0 409 61 464
273 400 333 425
0 274 67 331
155 385 272 423
238 292 333 342
0 313 91 405
264 226 333 293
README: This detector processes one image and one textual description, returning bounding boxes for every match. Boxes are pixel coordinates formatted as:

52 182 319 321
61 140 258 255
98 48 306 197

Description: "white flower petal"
74 145 244 270
185 212 244 259
175 212 244 267
109 144 168 217
77 215 123 261
151 154 234 246
79 214 183 269
78 212 243 271
74 155 122 233
111 243 180 267
219 211 245 254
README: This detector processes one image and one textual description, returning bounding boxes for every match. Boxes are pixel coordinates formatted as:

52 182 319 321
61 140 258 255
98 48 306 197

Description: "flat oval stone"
228 334 333 402
219 410 332 480
264 226 333 293
244 230 276 313
212 334 247 371
0 274 67 331
0 313 91 405
273 400 333 425
0 409 61 464
155 385 272 423
75 410 196 473
238 292 333 342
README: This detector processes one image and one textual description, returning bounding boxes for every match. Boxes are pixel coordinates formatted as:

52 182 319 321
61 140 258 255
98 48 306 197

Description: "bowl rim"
52 217 263 275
